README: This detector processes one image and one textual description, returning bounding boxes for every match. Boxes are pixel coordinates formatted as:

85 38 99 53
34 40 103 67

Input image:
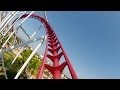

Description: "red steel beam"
12 14 78 79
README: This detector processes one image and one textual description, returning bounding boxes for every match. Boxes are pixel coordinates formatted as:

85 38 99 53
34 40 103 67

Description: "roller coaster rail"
0 11 78 79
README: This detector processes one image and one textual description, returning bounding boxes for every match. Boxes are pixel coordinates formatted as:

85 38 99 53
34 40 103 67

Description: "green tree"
0 32 42 79
1 48 42 79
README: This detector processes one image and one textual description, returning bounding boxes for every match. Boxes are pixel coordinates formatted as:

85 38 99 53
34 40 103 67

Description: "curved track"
13 14 78 79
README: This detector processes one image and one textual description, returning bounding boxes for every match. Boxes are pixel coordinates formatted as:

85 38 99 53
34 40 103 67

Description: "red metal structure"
13 14 78 79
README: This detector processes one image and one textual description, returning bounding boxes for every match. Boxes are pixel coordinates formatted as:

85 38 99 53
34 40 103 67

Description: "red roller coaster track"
13 14 78 79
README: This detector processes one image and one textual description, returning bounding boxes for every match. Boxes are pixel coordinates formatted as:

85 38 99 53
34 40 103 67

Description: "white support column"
0 11 16 32
0 29 16 50
0 11 35 51
11 23 42 65
0 11 13 25
1 11 9 21
0 11 19 33
0 36 45 79
14 36 46 79
1 36 45 53
11 46 25 64
1 11 26 39
19 26 30 39
30 24 43 38
18 11 35 27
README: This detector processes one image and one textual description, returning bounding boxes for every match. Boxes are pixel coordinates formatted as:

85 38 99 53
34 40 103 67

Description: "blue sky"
46 11 120 79
13 11 120 79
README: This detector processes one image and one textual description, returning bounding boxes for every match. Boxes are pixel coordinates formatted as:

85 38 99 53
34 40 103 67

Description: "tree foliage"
0 32 42 79
0 47 42 79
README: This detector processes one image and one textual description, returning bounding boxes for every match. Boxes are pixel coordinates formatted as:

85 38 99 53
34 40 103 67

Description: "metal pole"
1 11 11 20
0 11 35 51
11 24 43 65
1 36 45 53
0 11 16 32
11 46 25 64
0 11 19 33
1 11 26 39
19 26 30 39
11 12 43 64
14 36 46 79
0 11 14 29
30 24 43 38
18 11 35 26
0 36 45 79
